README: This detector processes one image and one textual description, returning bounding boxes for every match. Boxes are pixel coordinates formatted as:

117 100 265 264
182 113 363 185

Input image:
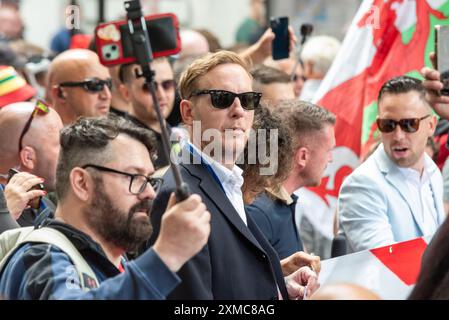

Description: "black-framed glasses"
189 89 262 110
18 100 50 151
142 79 176 93
82 164 163 195
59 77 113 93
376 115 431 133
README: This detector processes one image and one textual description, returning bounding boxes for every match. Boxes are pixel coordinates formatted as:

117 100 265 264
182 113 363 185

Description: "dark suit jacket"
148 162 288 300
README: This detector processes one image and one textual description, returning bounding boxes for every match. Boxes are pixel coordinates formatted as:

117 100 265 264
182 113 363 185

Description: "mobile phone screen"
120 16 178 59
271 16 290 60
435 25 449 95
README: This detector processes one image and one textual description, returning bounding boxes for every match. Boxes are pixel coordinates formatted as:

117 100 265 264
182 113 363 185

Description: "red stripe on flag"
370 238 427 286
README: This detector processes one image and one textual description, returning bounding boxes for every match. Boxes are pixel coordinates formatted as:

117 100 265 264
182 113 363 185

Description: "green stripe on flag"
362 101 378 146
401 25 415 45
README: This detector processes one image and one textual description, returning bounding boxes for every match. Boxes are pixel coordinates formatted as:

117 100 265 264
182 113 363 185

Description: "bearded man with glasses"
46 49 112 125
338 76 445 253
147 51 319 300
0 116 211 299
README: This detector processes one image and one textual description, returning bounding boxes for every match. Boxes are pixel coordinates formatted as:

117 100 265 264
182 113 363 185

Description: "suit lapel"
375 146 425 235
182 163 266 253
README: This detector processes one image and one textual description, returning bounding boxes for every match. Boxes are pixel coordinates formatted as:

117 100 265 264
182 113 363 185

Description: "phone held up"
435 25 449 96
95 13 181 67
7 168 44 210
270 16 290 60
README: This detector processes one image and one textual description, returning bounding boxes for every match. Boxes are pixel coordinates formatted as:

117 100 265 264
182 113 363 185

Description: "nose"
229 97 246 118
99 83 112 100
138 182 156 200
391 123 406 140
155 82 168 101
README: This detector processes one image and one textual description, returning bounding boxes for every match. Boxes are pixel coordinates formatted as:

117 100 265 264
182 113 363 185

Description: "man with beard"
338 76 445 253
0 116 211 299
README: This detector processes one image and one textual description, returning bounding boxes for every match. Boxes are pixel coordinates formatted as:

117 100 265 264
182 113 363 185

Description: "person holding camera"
0 101 62 232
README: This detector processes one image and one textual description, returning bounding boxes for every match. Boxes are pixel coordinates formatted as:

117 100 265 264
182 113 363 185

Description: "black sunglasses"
59 78 113 93
189 89 262 110
82 164 163 195
376 115 431 133
142 79 176 92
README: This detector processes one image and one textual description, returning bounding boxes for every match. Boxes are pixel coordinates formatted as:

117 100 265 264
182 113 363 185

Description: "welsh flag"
297 0 449 257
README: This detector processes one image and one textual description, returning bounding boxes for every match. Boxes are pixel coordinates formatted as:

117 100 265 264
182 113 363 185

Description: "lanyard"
187 144 226 194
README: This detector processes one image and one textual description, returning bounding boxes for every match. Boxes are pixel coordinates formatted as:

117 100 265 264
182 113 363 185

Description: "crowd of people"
1 0 449 300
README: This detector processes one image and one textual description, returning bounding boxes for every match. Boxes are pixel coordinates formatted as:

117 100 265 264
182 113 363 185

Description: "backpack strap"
2 227 99 291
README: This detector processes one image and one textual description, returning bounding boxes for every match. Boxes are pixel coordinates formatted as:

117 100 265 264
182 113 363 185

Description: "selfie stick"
124 0 190 201
290 24 313 82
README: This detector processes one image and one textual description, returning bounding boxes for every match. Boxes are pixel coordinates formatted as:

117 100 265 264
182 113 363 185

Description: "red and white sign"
318 237 430 299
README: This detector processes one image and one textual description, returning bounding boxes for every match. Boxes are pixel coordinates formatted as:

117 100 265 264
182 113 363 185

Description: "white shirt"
188 143 247 225
397 166 439 236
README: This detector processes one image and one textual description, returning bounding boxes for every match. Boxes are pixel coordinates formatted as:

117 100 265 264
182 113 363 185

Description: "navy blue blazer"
147 162 288 300
246 192 303 259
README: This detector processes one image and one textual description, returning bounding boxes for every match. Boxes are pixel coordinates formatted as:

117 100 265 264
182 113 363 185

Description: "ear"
304 61 314 78
180 99 194 125
51 85 65 102
294 146 309 171
428 114 437 136
18 146 37 171
70 168 94 202
118 83 131 102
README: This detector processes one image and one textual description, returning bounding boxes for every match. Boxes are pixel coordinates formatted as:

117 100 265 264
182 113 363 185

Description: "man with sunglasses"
0 101 62 231
0 116 211 299
47 49 112 125
148 51 319 300
338 76 445 253
118 58 176 169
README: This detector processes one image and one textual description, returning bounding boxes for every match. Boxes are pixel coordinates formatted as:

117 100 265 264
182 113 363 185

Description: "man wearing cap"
0 65 35 107
46 49 111 125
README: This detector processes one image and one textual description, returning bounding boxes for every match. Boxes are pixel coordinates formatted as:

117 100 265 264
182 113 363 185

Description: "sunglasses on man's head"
376 115 431 133
59 78 113 93
142 79 176 93
18 100 50 151
189 90 262 110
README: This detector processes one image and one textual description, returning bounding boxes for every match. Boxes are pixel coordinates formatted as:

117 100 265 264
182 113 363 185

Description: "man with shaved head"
46 49 111 124
0 101 63 231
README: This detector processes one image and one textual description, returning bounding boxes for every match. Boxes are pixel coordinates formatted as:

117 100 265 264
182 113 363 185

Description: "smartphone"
95 13 181 67
435 25 449 95
270 16 290 60
7 168 44 210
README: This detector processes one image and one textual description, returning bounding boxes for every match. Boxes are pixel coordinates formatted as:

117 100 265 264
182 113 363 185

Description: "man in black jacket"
148 51 319 300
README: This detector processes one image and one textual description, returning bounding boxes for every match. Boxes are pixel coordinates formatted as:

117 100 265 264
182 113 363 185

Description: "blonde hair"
179 50 251 99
